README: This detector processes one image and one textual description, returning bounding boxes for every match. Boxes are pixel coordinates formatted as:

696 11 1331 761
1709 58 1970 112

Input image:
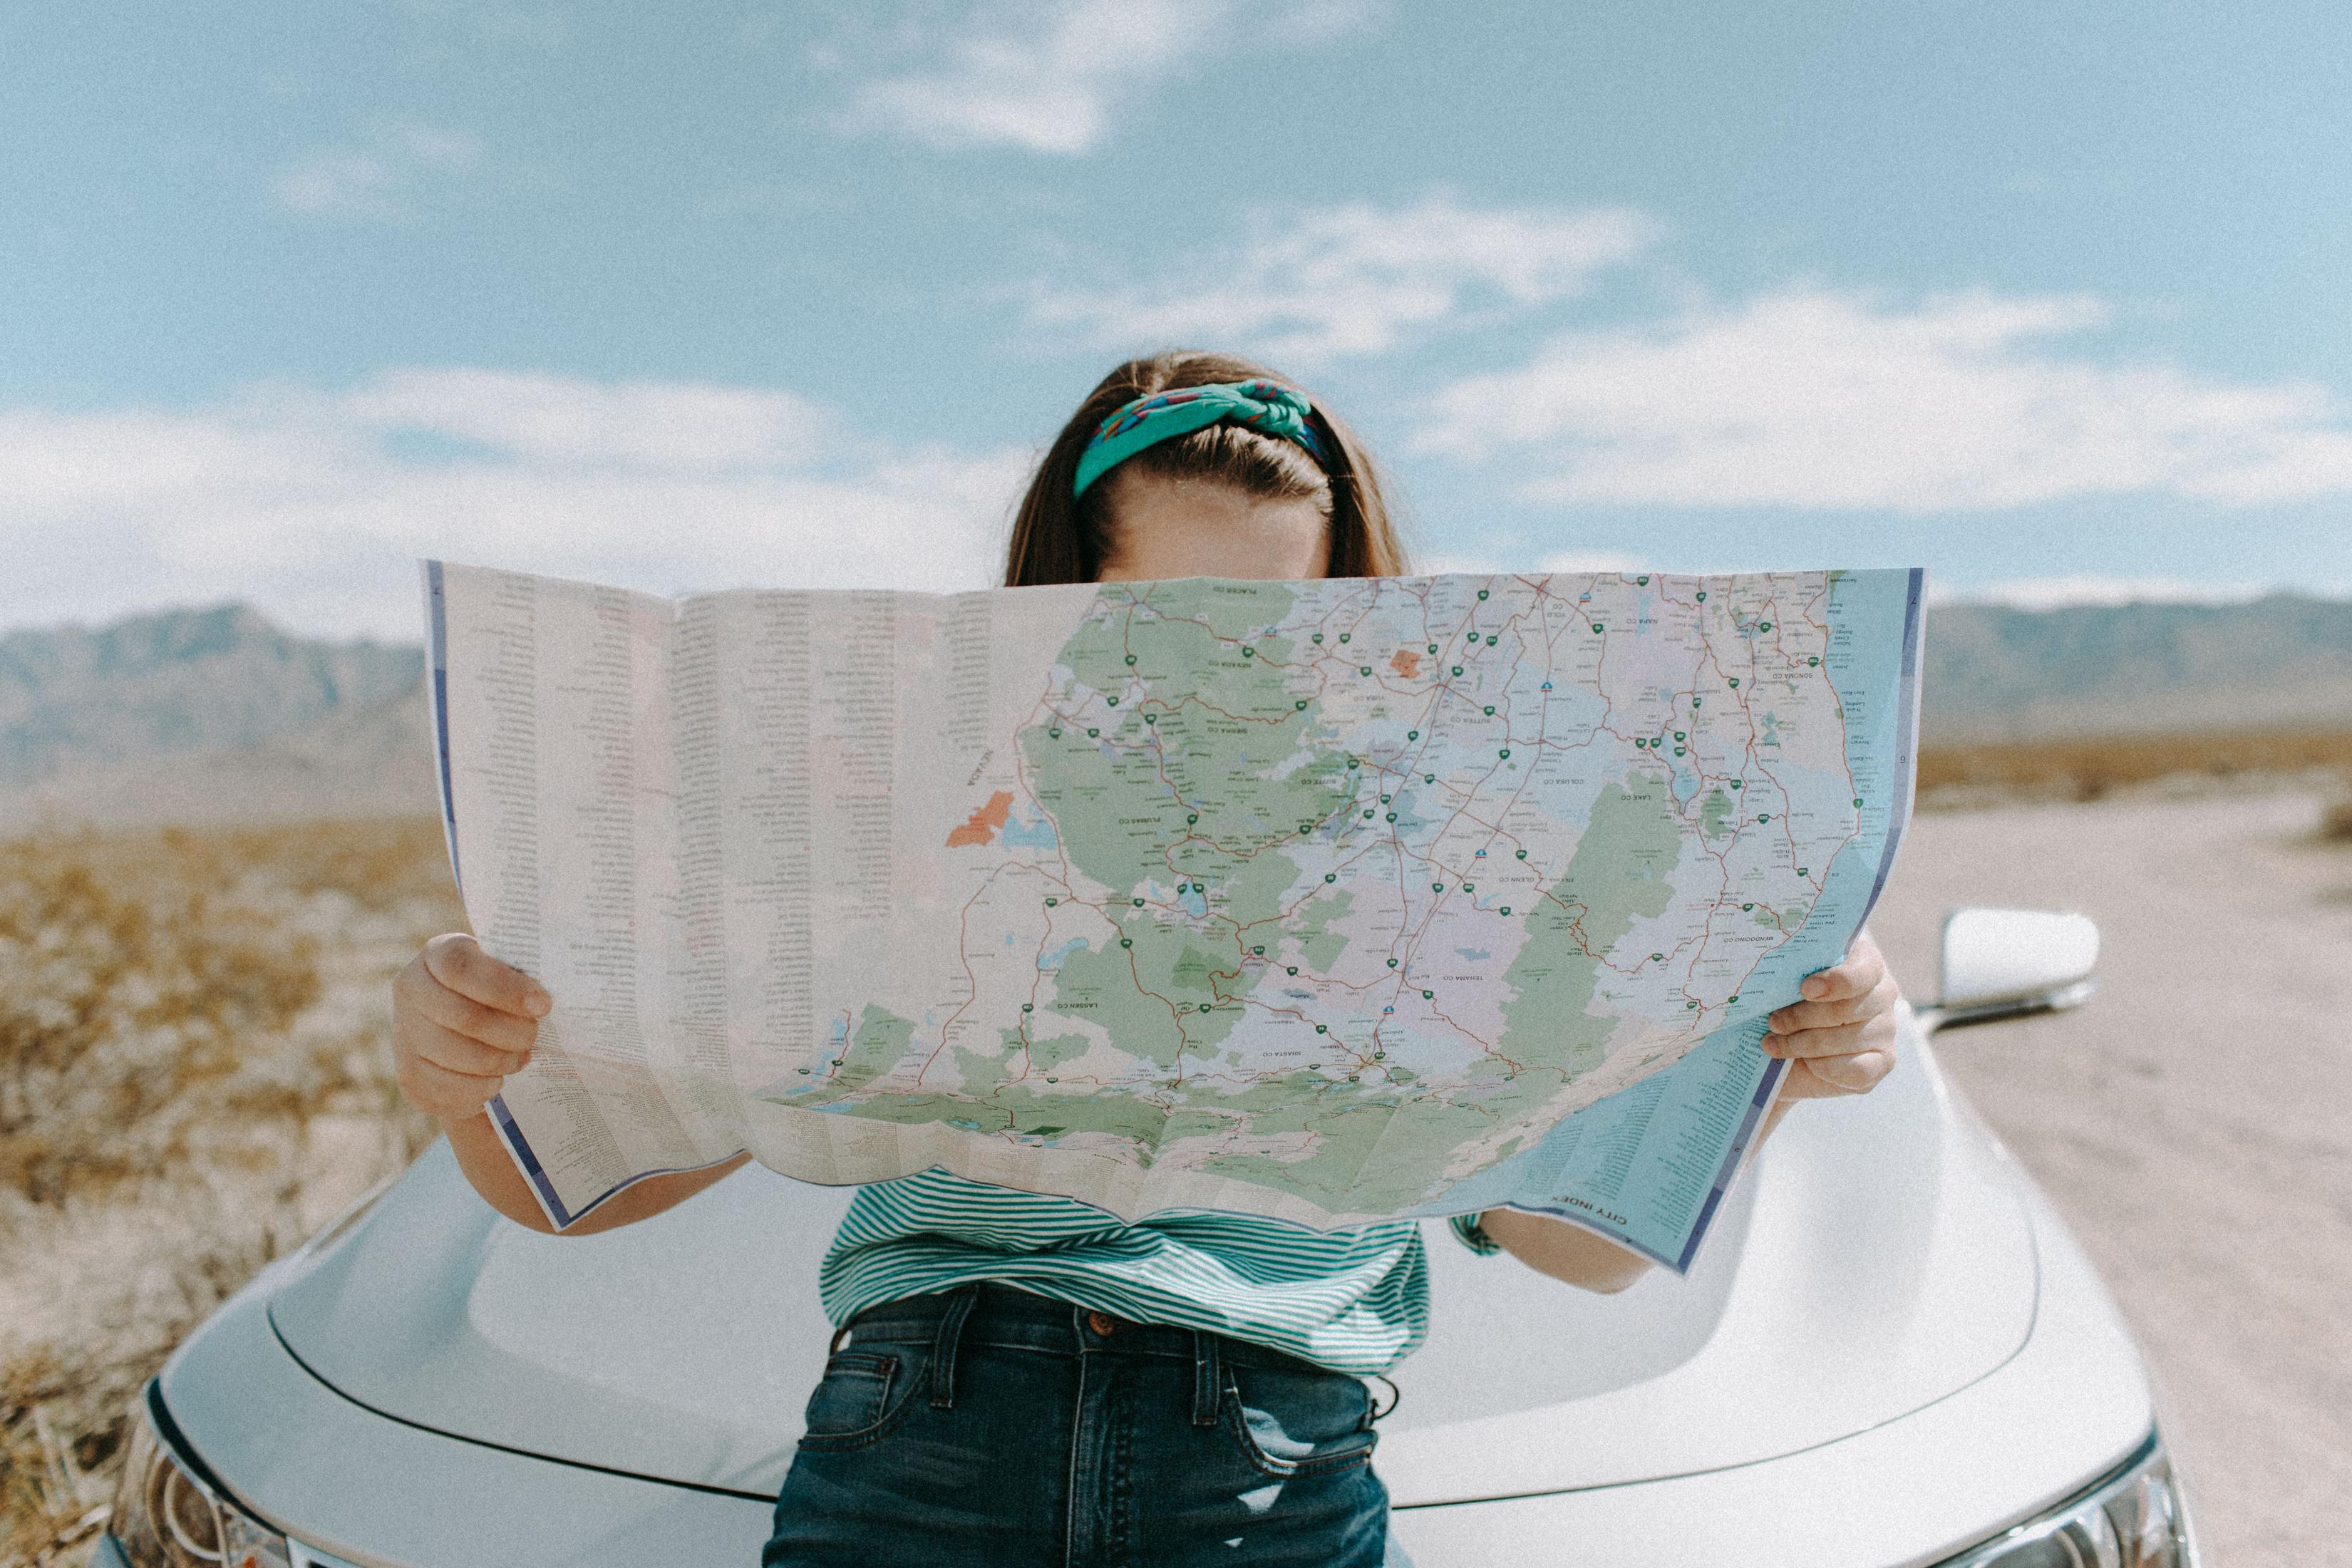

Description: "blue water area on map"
1455 947 1490 961
1039 937 1088 972
1179 887 1209 919
1000 815 1058 849
1386 789 1436 833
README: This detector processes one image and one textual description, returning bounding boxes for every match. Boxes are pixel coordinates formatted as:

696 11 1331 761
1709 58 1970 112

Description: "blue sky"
6 0 2350 638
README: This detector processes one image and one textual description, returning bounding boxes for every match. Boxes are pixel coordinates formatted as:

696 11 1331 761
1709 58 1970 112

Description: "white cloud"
274 151 406 222
837 0 1376 155
1420 287 2352 510
273 121 483 223
1031 197 1659 361
336 370 843 470
1 372 1029 639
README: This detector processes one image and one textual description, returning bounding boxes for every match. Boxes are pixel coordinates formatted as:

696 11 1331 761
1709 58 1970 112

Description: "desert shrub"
0 840 320 1202
0 817 460 1565
201 817 468 914
1917 728 2352 801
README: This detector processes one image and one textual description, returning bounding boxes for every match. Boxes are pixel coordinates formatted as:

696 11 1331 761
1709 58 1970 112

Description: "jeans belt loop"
1190 1328 1220 1428
929 1284 981 1410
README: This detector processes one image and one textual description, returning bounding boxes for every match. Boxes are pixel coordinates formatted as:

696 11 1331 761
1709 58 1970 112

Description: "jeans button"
1085 1309 1120 1335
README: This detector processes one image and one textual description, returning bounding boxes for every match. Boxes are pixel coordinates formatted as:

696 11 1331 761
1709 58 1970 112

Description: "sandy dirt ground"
1870 788 2352 1568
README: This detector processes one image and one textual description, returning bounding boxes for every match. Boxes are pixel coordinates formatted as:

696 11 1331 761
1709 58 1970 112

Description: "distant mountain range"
1 605 431 827
3 593 2348 828
1923 592 2352 744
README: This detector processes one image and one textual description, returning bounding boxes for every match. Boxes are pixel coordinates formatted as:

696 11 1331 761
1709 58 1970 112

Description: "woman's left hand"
1763 929 1902 1098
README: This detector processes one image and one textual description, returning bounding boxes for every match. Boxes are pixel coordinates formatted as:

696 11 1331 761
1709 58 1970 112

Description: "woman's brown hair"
1003 350 1410 587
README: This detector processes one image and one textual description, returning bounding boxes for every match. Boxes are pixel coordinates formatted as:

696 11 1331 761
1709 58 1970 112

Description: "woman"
390 351 1904 1567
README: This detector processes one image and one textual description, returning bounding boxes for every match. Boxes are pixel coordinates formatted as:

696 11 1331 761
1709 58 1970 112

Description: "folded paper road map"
423 561 1922 1269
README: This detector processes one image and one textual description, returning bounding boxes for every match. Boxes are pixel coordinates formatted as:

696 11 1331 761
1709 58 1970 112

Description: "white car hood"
264 1015 2036 1507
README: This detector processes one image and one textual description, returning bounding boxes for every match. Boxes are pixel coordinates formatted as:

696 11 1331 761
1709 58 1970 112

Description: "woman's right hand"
397 933 748 1234
391 933 552 1125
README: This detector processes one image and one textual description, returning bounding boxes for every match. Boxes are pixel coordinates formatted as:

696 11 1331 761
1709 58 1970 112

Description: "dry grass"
0 817 461 1567
1919 728 2352 807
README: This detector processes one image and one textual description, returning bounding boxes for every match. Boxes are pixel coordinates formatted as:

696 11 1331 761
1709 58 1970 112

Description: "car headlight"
1941 1433 2190 1567
108 1383 292 1568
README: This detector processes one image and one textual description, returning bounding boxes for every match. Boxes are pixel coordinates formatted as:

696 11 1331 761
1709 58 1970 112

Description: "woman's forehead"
1103 467 1332 517
1094 473 1332 581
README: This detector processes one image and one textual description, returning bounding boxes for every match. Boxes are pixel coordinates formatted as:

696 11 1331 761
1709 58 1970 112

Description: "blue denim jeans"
763 1282 1397 1567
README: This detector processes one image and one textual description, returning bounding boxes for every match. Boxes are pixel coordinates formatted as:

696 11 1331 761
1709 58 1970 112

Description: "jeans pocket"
798 1351 917 1449
1221 1361 1380 1479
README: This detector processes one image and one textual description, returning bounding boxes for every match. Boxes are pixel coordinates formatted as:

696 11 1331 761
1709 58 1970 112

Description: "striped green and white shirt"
818 1170 1501 1377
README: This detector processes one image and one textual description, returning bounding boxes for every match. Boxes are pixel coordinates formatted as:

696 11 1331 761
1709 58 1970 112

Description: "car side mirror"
1922 907 2100 1035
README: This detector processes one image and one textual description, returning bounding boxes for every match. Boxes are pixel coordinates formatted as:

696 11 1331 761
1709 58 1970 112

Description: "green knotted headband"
1072 378 1331 499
